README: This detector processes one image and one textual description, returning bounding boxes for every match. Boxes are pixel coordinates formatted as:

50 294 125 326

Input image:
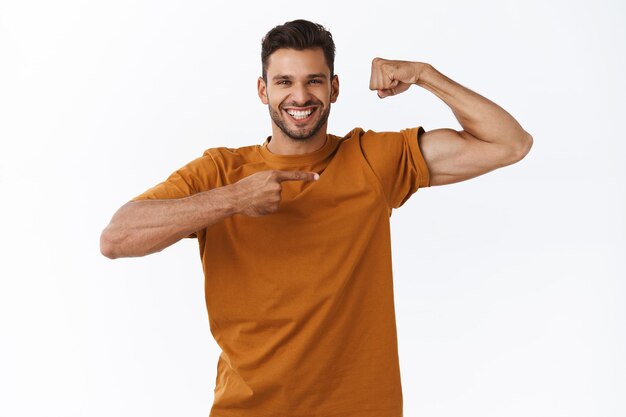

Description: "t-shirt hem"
209 404 403 417
404 126 430 188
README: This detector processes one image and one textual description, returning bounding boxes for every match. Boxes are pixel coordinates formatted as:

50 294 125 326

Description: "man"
101 19 532 417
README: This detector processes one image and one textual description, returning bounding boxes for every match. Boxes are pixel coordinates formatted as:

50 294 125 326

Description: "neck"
267 125 328 156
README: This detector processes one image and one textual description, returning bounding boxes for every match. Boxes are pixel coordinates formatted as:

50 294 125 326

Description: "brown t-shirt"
132 126 430 417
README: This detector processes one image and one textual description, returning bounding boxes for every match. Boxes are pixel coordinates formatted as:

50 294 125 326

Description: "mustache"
280 100 320 108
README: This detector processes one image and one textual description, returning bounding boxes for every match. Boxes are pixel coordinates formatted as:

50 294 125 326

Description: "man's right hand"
231 170 319 217
100 169 319 258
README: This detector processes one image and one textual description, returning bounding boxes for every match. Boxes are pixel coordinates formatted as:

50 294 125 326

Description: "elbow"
511 131 533 163
100 227 122 259
100 225 154 259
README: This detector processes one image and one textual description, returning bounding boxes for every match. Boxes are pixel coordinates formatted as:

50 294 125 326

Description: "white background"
1 1 624 416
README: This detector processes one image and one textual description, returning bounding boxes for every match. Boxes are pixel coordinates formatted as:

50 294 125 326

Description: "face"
258 47 339 141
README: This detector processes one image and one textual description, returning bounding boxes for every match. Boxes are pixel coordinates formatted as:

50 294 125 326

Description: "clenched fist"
230 170 319 217
369 57 426 98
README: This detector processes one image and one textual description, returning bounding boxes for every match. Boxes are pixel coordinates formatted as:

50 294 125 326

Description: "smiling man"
101 19 532 417
260 47 338 151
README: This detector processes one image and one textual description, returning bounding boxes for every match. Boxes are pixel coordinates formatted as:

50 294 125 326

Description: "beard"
268 102 331 141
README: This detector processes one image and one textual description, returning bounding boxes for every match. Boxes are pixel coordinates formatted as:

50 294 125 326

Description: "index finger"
273 170 320 182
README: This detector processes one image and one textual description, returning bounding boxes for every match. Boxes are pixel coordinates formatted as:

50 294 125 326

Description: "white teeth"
286 109 313 119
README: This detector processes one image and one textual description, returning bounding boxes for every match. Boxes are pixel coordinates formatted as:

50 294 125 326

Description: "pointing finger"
274 170 320 183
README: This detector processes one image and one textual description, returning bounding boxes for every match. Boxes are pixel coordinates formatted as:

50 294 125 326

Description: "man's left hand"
369 58 425 98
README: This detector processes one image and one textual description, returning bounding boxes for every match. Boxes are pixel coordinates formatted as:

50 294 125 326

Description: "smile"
283 107 317 122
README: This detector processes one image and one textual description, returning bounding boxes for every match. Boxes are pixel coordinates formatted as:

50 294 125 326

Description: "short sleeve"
360 126 430 209
131 154 218 201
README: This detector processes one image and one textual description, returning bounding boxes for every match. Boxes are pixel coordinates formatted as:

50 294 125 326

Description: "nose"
289 82 312 105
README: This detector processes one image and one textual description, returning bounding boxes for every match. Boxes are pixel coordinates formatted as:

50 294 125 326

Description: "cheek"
268 94 287 108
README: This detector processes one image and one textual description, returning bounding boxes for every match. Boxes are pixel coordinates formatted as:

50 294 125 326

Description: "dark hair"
261 19 335 82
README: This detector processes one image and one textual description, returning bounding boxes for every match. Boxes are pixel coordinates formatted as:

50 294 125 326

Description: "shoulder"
201 143 262 166
359 126 423 142
338 126 424 154
202 143 260 158
339 126 422 141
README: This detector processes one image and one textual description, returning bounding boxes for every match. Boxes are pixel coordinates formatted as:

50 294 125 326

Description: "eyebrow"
272 73 328 81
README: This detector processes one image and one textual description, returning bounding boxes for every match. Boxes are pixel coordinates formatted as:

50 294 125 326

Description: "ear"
257 76 269 105
330 74 339 103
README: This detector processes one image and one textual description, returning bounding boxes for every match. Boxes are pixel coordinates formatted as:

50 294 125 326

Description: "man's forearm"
100 186 238 259
415 63 531 148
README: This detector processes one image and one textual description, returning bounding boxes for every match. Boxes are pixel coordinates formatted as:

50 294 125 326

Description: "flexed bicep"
419 128 523 186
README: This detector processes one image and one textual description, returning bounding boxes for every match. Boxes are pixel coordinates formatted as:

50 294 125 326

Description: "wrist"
414 62 433 86
200 184 241 218
220 183 245 216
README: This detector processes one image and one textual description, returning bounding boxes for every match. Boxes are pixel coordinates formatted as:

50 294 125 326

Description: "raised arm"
100 170 319 259
369 58 533 186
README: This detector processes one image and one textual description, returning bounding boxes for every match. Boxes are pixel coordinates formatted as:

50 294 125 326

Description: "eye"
277 80 291 85
309 79 322 84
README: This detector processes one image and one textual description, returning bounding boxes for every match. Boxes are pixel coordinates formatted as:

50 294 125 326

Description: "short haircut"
261 19 336 82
